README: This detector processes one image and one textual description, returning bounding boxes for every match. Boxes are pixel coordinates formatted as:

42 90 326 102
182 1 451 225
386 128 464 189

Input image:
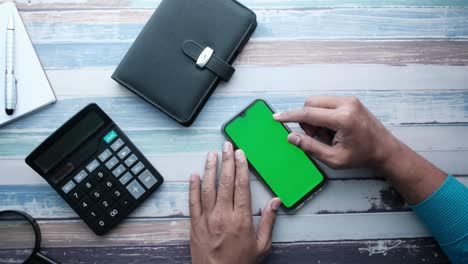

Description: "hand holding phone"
222 99 327 210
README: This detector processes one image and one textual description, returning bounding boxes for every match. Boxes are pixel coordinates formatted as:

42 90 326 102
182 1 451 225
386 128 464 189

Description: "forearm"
376 135 447 205
376 135 468 263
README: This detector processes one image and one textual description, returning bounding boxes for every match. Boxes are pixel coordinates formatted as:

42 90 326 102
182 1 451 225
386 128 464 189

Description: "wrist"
372 131 405 174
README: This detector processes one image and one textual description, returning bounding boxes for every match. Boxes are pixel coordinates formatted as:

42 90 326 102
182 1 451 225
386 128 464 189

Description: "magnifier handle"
33 252 60 264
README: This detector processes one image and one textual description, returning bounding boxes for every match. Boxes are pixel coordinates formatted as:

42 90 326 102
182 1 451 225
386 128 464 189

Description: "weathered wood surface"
0 212 435 246
32 41 468 69
1 0 467 262
16 9 468 41
4 0 468 10
0 238 449 264
1 177 467 219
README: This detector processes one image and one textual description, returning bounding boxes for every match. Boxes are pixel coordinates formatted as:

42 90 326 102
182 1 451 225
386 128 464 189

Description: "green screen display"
224 100 325 208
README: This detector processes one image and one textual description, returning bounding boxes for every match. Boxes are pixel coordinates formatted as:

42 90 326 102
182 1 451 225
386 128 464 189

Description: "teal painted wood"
1 124 468 158
7 0 468 10
1 91 467 133
21 8 468 43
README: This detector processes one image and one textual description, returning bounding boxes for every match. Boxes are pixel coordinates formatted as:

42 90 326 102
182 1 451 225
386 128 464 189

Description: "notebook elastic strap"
182 40 235 82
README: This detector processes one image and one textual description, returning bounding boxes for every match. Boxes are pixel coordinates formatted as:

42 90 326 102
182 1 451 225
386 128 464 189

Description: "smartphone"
222 99 327 210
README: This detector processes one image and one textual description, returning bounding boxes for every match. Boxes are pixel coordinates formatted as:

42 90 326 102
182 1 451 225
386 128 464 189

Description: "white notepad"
0 2 56 127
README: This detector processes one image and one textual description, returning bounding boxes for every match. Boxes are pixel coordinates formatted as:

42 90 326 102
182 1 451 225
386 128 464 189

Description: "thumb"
256 198 281 255
288 132 334 163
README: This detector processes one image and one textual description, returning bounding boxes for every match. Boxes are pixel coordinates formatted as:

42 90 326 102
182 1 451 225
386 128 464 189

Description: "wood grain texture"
1 152 468 186
0 238 449 264
0 212 434 245
19 8 468 42
1 91 467 133
1 178 466 218
0 180 410 218
33 41 468 69
44 67 468 97
0 0 466 262
5 0 468 10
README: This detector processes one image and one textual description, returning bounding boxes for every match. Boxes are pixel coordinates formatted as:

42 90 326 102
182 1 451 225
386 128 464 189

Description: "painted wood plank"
2 178 466 218
19 8 468 42
0 180 410 218
0 238 448 264
5 0 468 10
45 66 468 97
1 91 467 133
2 151 467 186
1 124 468 162
2 125 468 156
33 41 468 69
0 212 434 245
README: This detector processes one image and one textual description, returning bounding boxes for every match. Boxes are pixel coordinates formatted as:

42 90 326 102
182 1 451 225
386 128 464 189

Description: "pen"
5 12 17 115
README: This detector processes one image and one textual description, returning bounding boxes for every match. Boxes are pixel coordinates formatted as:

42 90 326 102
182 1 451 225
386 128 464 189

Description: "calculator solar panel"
26 104 164 235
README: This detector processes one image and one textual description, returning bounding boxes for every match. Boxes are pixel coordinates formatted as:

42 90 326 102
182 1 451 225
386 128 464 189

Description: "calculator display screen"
34 111 105 173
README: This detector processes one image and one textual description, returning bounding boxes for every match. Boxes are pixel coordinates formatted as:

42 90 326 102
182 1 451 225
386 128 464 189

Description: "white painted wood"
46 66 468 98
14 212 432 246
1 124 467 185
2 178 466 218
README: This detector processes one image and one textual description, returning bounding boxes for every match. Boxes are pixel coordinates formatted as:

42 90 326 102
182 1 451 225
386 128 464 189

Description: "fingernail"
223 141 231 152
273 113 281 119
271 198 282 211
190 173 197 181
207 152 215 161
288 134 301 146
235 149 244 160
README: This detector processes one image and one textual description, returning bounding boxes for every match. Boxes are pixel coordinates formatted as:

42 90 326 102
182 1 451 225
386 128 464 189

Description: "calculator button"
94 217 110 234
102 179 115 191
86 159 100 173
106 205 121 219
61 180 76 194
86 207 100 223
98 197 113 211
124 154 138 167
111 187 124 200
103 130 118 144
119 195 135 209
131 162 145 175
105 157 119 170
69 189 83 202
98 149 112 162
93 169 108 182
82 179 95 192
111 138 124 151
138 170 158 189
112 165 125 178
117 147 131 160
90 188 103 201
78 197 92 212
126 180 145 199
119 172 132 185
73 170 88 183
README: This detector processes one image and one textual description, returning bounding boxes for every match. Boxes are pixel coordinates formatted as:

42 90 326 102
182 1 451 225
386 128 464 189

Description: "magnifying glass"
0 210 59 264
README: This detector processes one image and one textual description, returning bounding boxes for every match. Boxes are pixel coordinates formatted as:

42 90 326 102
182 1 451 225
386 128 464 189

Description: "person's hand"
273 96 399 170
189 141 282 264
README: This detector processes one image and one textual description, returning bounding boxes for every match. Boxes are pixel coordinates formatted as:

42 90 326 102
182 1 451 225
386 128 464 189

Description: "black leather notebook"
112 0 257 126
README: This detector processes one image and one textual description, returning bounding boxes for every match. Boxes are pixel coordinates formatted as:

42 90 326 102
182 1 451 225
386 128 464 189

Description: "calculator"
25 104 164 235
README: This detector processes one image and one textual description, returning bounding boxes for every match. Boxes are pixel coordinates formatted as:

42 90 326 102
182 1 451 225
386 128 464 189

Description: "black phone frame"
221 99 328 211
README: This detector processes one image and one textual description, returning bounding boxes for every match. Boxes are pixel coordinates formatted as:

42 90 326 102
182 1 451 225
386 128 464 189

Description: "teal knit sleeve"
410 175 468 264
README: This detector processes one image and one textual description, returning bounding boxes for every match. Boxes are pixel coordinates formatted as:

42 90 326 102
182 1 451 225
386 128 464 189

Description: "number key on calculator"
26 104 164 235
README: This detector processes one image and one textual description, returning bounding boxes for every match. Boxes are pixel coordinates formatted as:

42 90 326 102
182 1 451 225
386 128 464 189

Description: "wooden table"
1 0 467 263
